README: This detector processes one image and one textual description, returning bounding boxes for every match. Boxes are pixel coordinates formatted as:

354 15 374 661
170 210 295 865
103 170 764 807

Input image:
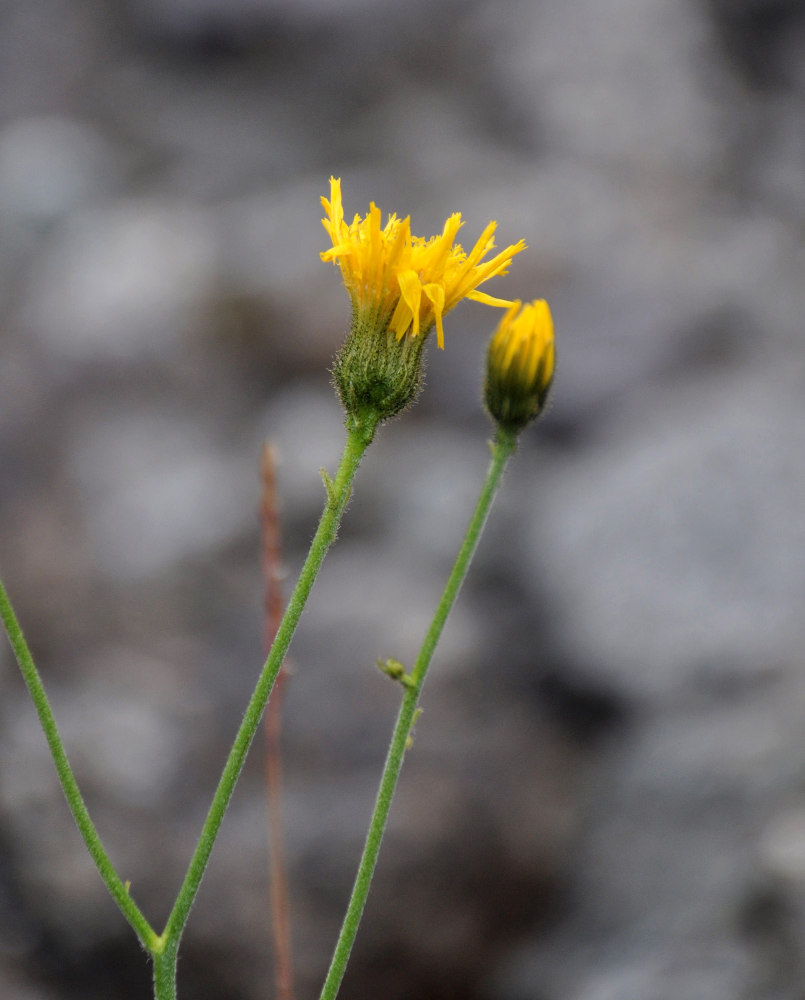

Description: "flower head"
321 178 527 436
321 177 525 349
485 299 555 433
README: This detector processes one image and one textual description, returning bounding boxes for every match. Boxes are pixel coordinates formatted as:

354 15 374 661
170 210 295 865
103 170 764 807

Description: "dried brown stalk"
260 442 295 1000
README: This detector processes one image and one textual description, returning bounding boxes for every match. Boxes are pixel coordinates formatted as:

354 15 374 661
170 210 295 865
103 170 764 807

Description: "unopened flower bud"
485 299 555 433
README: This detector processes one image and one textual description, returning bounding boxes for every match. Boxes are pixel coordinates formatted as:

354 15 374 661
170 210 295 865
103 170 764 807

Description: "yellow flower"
321 177 526 349
485 299 555 432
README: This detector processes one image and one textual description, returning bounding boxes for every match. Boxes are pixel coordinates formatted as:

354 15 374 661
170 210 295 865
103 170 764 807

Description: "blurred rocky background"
1 0 804 997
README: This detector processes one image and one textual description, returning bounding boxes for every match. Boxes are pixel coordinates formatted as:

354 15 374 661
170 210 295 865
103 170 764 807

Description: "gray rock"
67 408 256 579
527 365 805 701
25 201 218 366
0 116 122 227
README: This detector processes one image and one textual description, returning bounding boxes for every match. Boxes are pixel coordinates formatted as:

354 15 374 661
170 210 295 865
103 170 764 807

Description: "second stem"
318 427 518 1000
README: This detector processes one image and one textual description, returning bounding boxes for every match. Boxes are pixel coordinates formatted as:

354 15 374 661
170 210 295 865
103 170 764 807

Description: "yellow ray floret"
321 177 526 349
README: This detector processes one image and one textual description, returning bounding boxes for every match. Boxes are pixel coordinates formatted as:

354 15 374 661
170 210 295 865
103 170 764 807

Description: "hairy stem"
156 419 376 995
318 427 517 1000
1 416 376 1000
0 581 159 951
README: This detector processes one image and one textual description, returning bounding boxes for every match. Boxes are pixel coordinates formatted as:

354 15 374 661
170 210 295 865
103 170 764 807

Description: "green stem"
0 417 376 1000
318 426 518 1000
0 581 160 952
153 419 376 997
152 940 179 1000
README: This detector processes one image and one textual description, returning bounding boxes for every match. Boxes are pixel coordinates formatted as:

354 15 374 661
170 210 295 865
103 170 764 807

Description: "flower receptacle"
333 313 427 432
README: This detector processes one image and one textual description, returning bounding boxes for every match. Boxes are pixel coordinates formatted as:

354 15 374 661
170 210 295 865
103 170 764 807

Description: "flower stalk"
0 580 160 952
318 291 555 1000
152 417 377 998
317 426 518 1000
0 413 379 1000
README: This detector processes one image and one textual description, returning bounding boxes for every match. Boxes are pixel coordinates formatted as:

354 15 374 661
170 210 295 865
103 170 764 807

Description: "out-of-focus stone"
25 201 218 366
499 0 727 175
527 366 805 701
67 407 255 579
0 116 122 227
760 808 805 885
